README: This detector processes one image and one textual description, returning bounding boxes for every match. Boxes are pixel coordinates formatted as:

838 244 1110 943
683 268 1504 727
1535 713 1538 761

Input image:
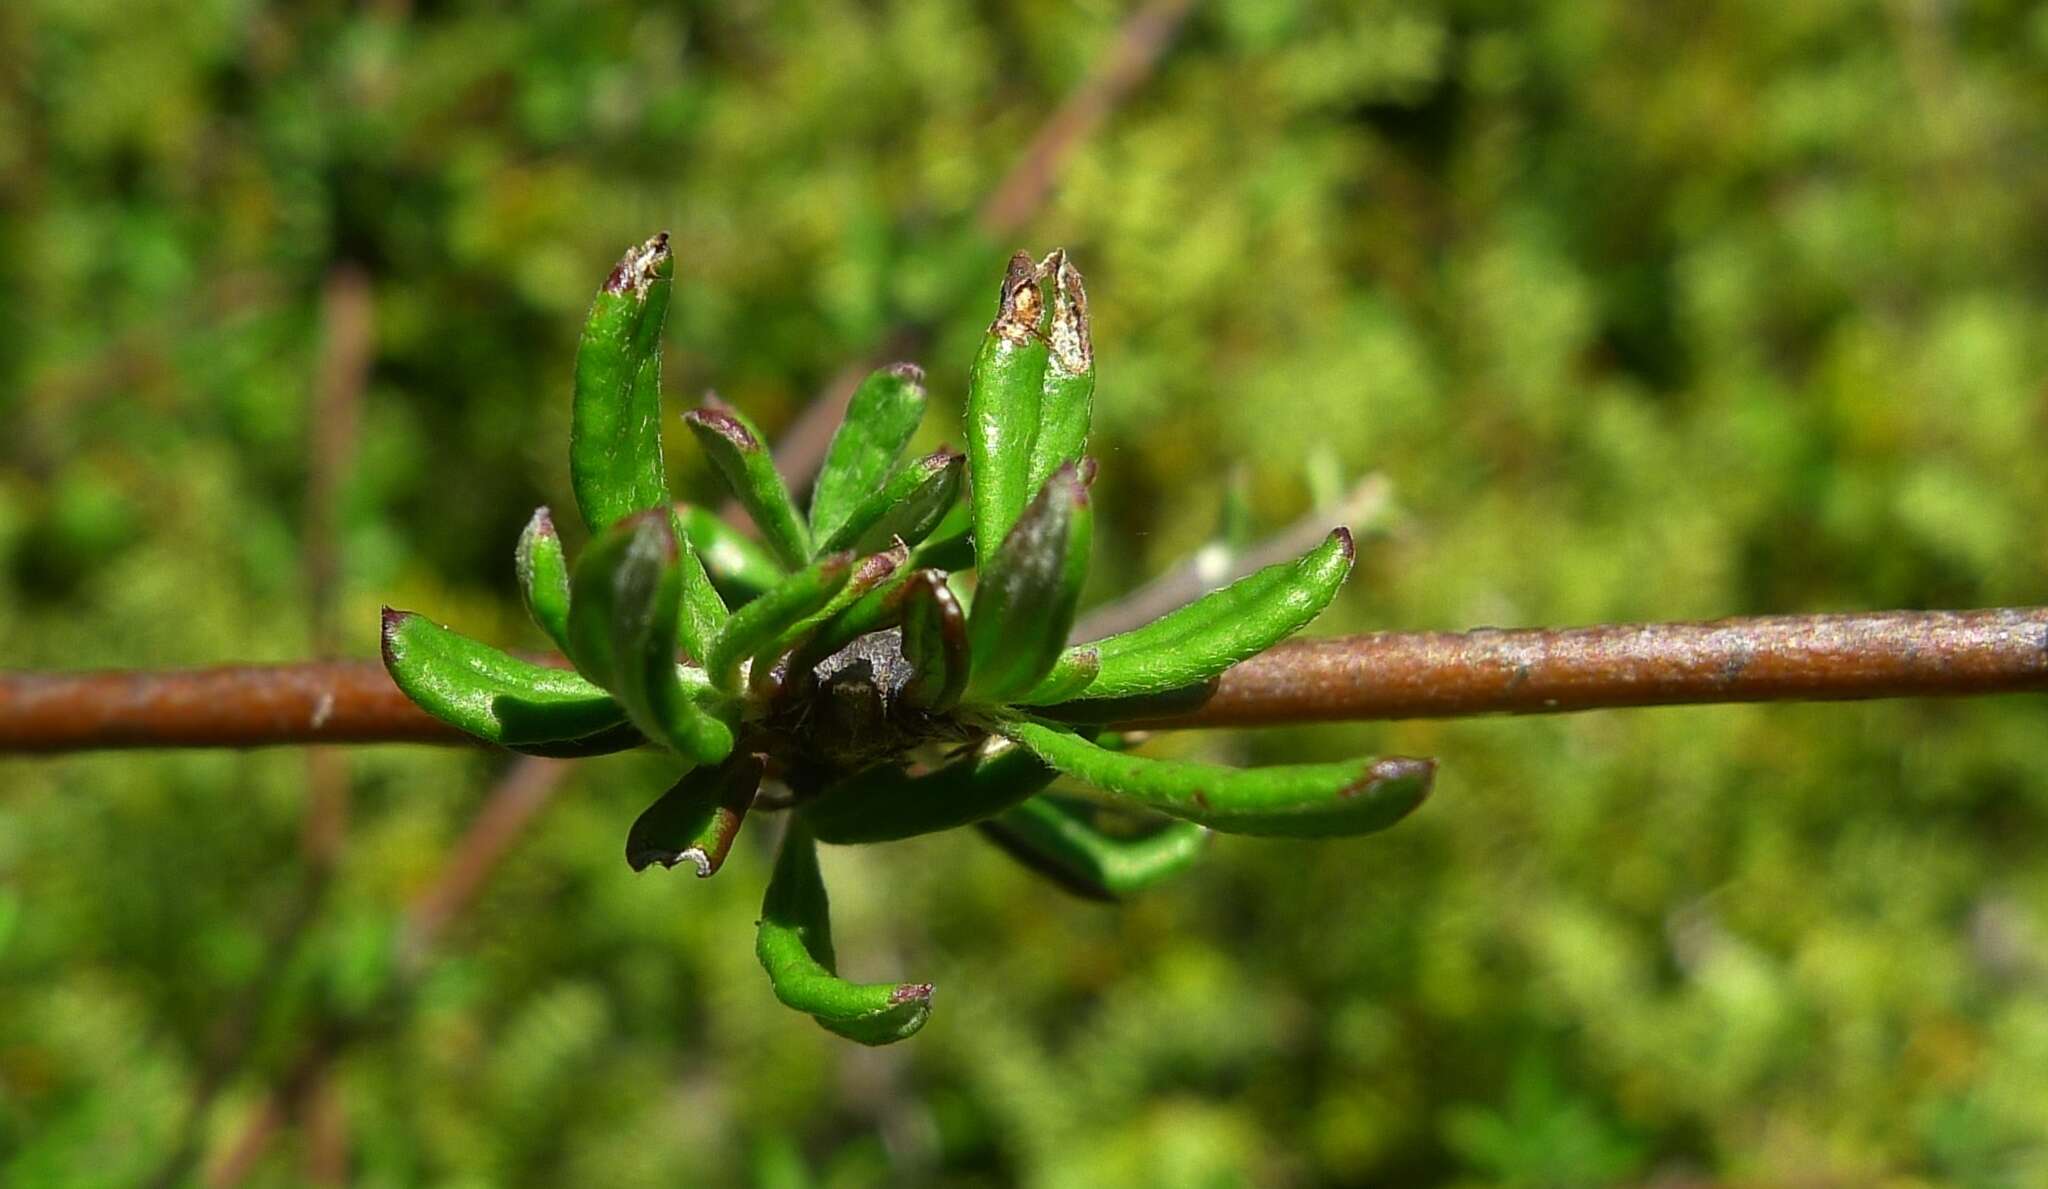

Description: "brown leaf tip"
1332 526 1355 562
379 607 418 671
993 250 1044 344
1342 756 1436 800
889 982 935 1006
605 231 673 298
885 361 927 389
526 505 558 539
684 406 761 451
1046 251 1091 376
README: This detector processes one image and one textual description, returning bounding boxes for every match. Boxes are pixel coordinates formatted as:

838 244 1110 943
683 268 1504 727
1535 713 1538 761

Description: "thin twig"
6 610 2044 753
1104 609 2048 728
293 262 373 1184
395 756 569 972
977 0 1201 238
146 263 375 1189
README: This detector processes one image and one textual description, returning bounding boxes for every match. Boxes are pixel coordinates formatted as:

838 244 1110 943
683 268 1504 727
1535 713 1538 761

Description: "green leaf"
704 551 855 693
995 718 1433 838
814 447 965 557
381 609 627 747
1012 646 1098 706
626 752 763 877
566 509 737 766
978 795 1209 900
899 569 969 711
514 507 573 655
664 508 730 665
1024 251 1092 494
1050 527 1354 704
808 363 928 546
802 739 1056 844
965 464 1092 704
684 398 812 570
756 820 933 1045
570 232 674 534
673 502 785 605
965 251 1048 566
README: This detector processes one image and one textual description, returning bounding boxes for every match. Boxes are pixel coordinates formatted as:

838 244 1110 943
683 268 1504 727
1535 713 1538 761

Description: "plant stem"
1125 608 2048 728
4 609 2042 754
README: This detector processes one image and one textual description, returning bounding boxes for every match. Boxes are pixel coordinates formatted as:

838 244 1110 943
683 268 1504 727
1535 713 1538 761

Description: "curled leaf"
756 820 933 1045
626 752 764 877
899 570 969 711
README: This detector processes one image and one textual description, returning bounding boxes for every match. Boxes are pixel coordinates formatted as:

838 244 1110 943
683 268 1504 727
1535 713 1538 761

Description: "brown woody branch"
3 609 2041 755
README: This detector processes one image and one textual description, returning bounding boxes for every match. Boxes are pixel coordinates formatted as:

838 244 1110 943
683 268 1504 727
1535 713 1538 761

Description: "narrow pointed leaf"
515 507 573 655
996 718 1433 838
566 510 736 766
1024 251 1092 493
978 795 1209 900
673 502 784 603
685 399 811 570
757 820 933 1045
704 552 855 693
965 465 1092 703
899 569 969 711
808 363 928 546
1052 527 1355 705
815 447 965 557
966 251 1047 565
381 609 627 746
626 752 764 877
802 740 1056 845
570 232 674 534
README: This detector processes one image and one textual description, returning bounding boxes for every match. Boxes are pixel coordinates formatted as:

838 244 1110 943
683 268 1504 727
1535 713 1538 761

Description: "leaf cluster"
382 236 1429 1042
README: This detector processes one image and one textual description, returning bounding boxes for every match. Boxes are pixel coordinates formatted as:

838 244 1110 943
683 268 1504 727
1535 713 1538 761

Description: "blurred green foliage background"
5 0 2048 1184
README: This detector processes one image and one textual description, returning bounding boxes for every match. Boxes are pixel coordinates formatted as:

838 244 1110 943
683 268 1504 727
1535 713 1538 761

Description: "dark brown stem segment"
2 609 2044 753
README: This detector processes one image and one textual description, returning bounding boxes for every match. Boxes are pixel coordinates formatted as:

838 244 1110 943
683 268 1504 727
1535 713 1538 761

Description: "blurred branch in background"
6 610 2045 754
